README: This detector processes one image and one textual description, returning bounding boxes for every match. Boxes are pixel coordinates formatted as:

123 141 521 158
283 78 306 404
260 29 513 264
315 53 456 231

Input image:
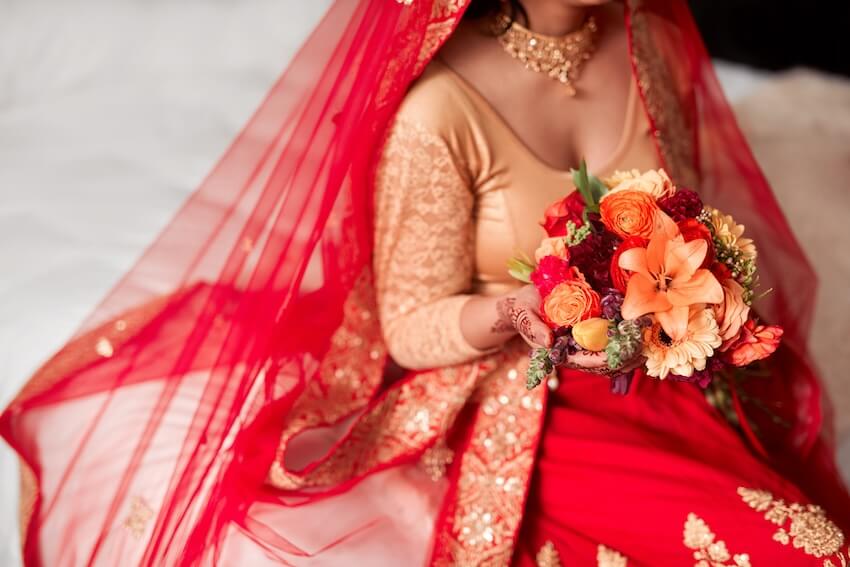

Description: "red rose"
610 236 648 293
677 219 715 269
711 261 732 282
540 192 586 237
530 255 573 298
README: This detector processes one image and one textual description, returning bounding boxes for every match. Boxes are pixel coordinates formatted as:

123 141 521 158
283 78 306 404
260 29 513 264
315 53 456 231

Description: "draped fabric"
1 1 846 565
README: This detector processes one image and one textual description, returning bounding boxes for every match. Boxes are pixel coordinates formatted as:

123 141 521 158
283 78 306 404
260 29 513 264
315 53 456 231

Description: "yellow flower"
706 207 757 260
643 308 721 379
602 168 676 200
572 317 610 352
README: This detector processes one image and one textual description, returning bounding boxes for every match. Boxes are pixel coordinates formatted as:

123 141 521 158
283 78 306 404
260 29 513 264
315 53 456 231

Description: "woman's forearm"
458 294 519 350
459 285 554 351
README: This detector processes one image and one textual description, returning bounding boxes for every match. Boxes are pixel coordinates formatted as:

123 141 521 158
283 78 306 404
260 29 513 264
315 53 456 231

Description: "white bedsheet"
0 2 820 565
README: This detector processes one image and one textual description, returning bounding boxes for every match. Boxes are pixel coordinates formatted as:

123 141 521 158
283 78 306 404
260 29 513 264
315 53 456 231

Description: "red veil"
2 1 847 565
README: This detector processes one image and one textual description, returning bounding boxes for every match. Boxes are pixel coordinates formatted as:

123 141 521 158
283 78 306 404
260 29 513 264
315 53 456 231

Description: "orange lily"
619 213 723 340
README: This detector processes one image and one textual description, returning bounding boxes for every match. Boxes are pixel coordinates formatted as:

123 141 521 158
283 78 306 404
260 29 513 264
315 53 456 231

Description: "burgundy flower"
568 230 620 290
670 358 725 389
600 289 625 321
659 188 703 222
530 255 573 298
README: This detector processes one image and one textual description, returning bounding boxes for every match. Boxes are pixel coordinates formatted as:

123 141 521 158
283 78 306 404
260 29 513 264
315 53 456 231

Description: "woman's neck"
520 2 590 36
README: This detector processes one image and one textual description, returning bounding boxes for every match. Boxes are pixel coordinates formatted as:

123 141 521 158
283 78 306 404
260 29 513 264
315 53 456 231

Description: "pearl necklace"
494 13 598 96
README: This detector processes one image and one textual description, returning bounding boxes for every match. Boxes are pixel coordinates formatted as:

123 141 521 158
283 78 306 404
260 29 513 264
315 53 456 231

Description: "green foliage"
565 221 592 246
605 319 643 370
570 159 608 219
527 347 554 390
507 254 535 284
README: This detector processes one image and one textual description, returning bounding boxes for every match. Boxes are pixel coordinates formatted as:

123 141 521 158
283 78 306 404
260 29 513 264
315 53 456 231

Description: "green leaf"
570 159 602 213
506 256 535 284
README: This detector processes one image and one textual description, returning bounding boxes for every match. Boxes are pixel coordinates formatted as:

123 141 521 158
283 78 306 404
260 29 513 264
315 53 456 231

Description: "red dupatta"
2 1 846 565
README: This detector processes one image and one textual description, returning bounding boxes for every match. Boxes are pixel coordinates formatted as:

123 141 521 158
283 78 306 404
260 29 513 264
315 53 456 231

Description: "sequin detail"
536 541 562 566
683 513 752 567
738 487 845 559
432 343 547 566
627 3 699 188
421 440 455 481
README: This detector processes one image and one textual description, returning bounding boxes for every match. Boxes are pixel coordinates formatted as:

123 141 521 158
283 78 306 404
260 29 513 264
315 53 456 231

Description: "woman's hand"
493 285 553 349
563 349 644 376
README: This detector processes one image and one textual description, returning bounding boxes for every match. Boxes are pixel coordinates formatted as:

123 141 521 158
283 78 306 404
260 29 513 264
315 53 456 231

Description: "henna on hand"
490 297 517 334
512 307 536 344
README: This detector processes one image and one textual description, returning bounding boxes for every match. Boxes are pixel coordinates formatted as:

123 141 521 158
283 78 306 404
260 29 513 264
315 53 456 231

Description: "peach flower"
714 278 750 351
725 320 783 367
619 212 724 340
599 190 660 240
534 237 570 263
541 269 601 328
602 168 676 200
643 307 721 379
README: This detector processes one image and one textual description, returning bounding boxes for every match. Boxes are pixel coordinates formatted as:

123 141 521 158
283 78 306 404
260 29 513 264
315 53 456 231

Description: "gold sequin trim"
420 440 455 481
598 544 629 567
627 3 699 188
536 540 562 567
431 342 547 566
738 487 845 559
684 513 752 567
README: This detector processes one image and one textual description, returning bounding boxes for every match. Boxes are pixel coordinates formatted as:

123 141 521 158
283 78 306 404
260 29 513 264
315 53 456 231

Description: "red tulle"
2 1 847 565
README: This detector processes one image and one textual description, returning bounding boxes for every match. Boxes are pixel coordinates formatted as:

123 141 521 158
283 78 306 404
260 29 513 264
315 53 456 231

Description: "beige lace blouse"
373 59 660 370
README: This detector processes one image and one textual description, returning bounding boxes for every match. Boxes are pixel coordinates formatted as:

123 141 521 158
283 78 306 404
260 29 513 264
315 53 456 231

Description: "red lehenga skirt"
513 370 850 566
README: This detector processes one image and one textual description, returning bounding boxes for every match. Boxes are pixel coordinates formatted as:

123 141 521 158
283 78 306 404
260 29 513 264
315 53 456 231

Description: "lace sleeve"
373 118 490 370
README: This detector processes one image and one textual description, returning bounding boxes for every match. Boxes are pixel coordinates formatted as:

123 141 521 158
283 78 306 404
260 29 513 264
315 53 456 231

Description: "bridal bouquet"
510 163 783 393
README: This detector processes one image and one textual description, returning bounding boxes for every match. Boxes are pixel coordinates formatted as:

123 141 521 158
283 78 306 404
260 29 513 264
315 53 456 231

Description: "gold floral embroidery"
536 541 562 567
598 544 629 567
684 513 752 567
421 440 455 481
627 3 699 189
824 547 850 566
431 343 547 566
123 496 154 540
738 487 845 559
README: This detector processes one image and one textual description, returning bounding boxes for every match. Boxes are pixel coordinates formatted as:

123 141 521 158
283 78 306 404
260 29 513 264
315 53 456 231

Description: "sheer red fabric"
2 1 847 565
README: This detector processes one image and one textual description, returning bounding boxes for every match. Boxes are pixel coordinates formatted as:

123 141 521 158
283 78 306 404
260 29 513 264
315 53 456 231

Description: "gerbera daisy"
705 207 757 260
644 308 722 379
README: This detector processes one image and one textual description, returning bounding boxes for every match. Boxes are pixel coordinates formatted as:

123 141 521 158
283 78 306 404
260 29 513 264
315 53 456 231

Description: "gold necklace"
493 13 598 96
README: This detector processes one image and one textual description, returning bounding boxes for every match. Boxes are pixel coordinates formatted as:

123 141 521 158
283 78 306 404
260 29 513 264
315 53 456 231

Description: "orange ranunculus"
725 319 783 367
541 268 601 328
714 278 750 351
599 189 660 240
619 212 724 340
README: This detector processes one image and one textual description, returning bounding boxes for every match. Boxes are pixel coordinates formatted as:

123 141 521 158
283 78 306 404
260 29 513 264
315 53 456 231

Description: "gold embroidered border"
627 2 699 189
738 487 845 561
431 341 547 566
684 513 752 567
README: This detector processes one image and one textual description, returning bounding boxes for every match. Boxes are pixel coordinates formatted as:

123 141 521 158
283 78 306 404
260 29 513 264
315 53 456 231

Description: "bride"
3 1 849 565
